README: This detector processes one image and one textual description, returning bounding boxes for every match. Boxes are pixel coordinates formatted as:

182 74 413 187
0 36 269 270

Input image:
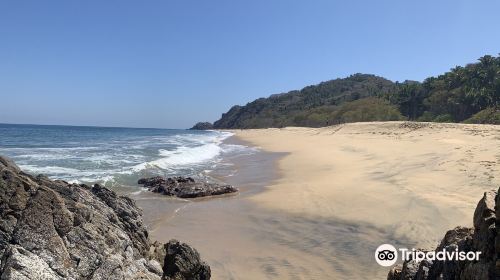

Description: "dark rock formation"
387 188 499 280
138 176 238 198
163 240 211 280
0 155 211 280
189 122 214 130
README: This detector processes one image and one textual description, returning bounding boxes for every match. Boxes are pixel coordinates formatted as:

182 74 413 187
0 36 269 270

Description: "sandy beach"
143 122 500 279
234 122 500 246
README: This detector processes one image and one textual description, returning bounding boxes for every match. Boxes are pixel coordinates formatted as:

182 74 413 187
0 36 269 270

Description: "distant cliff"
196 55 500 129
190 122 214 130
0 156 211 280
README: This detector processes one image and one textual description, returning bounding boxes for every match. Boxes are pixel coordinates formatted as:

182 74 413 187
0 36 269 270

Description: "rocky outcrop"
148 240 210 280
0 156 211 280
387 188 499 280
189 122 214 130
138 176 238 198
163 240 211 280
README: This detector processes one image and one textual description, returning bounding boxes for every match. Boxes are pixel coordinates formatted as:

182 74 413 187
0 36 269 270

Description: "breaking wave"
0 125 253 186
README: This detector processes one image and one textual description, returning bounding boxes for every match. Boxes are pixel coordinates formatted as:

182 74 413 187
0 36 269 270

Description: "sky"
0 0 499 128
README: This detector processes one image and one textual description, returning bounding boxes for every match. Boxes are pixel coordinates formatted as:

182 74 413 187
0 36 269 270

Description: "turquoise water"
0 123 253 187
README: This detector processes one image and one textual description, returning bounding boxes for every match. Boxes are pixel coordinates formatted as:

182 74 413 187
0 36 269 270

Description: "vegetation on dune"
463 108 500 124
330 98 404 123
193 54 500 129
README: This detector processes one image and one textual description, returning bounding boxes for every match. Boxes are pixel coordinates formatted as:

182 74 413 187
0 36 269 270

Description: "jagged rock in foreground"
0 156 210 280
138 176 238 198
387 188 499 280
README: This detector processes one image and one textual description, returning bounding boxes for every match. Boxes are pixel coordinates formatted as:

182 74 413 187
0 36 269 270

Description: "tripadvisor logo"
375 244 398 266
374 244 481 267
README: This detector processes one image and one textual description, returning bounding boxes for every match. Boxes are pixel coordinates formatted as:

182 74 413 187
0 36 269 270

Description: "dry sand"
233 122 500 248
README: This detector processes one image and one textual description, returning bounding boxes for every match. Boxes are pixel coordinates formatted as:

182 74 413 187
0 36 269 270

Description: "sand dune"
233 122 500 249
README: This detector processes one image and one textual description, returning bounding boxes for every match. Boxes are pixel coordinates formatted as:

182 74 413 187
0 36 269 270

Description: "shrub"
433 114 454 123
331 97 404 123
463 108 500 124
416 111 434 122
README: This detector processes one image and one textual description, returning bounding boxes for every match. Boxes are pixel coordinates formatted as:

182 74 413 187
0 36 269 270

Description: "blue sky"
0 0 499 128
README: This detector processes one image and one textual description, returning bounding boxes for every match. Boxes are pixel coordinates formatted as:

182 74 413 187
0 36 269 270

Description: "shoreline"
137 136 302 279
215 134 285 195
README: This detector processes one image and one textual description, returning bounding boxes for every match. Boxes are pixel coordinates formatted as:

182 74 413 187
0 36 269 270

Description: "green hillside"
193 54 500 129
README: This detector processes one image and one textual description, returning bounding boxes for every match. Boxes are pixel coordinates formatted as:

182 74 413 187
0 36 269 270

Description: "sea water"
0 123 254 189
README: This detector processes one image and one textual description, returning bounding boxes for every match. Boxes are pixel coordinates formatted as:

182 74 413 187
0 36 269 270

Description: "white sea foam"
221 143 258 154
18 165 81 175
129 189 147 196
85 154 141 165
14 153 74 160
0 147 100 152
133 143 222 170
17 163 122 183
77 175 116 184
131 131 236 171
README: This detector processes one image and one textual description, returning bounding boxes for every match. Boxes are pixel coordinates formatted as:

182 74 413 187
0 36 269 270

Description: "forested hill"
193 54 500 129
212 74 402 128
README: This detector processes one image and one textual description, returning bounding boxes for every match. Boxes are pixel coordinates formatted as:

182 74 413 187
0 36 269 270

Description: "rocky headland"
138 176 238 198
0 156 211 280
387 187 499 280
189 122 214 130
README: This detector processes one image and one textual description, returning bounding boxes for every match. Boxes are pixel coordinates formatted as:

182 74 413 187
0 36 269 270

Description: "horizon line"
0 122 188 131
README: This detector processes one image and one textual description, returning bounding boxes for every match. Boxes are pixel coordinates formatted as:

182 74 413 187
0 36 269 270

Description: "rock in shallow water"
0 155 211 280
138 176 238 198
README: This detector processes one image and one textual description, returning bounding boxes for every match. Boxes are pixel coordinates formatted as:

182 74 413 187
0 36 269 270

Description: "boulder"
387 189 499 280
138 176 238 198
163 240 211 280
387 265 402 280
0 155 211 280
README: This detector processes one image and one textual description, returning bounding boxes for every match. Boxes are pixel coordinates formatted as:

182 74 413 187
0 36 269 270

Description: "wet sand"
135 122 500 279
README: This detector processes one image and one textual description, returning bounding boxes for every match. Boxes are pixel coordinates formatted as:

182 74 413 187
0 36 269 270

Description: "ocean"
0 123 254 190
